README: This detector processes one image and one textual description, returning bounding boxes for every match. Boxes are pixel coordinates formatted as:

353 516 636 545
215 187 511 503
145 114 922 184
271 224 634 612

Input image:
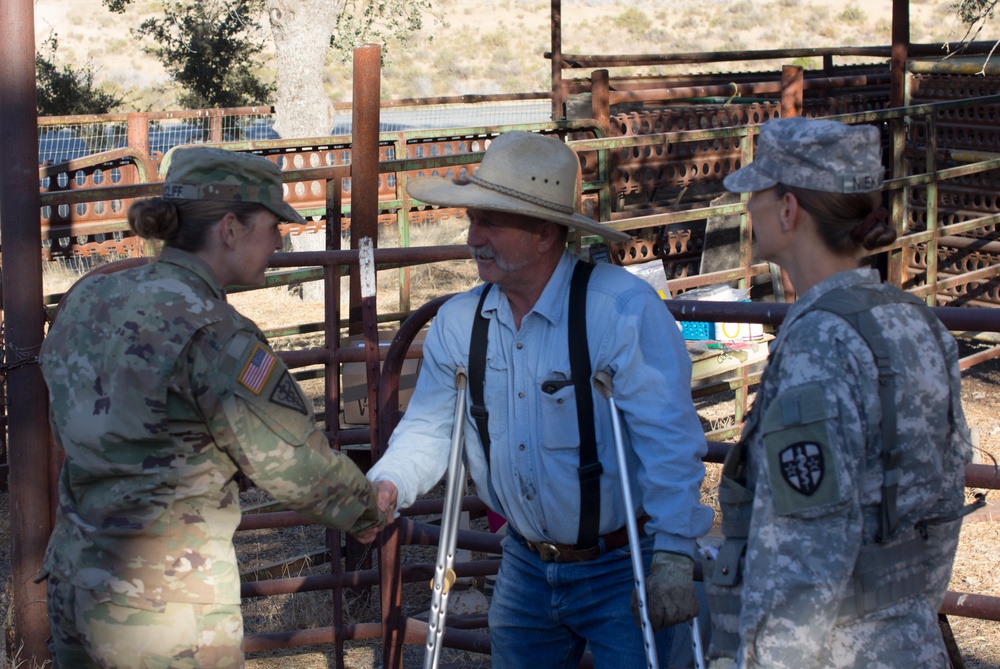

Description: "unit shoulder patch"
777 441 824 496
270 370 309 416
762 382 845 516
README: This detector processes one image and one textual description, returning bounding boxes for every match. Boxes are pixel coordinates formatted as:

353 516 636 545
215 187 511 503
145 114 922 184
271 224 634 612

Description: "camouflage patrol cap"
724 117 884 194
160 146 306 223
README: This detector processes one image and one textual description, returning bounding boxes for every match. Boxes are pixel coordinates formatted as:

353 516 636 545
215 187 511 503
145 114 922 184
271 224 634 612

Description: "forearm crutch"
593 370 660 669
594 370 708 669
692 616 707 669
424 366 469 669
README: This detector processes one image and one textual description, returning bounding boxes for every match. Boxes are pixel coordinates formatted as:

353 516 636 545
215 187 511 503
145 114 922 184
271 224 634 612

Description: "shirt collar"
484 250 575 326
783 267 879 330
156 246 227 300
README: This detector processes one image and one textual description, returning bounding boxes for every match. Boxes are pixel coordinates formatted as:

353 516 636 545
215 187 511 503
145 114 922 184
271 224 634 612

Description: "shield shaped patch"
270 370 309 416
778 442 824 496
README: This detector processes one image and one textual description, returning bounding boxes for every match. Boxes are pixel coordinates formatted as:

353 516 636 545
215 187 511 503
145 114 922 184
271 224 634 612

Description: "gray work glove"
707 659 737 669
632 551 699 631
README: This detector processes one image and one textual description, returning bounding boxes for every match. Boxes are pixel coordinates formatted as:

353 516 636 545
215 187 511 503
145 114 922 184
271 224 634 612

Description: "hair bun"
127 198 180 242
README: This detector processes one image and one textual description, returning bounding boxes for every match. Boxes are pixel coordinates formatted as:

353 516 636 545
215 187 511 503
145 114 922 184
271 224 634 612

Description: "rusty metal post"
781 65 804 118
126 112 149 187
348 44 382 337
127 111 149 157
551 0 564 120
591 69 611 138
888 0 911 286
208 109 224 143
0 0 53 663
891 0 909 109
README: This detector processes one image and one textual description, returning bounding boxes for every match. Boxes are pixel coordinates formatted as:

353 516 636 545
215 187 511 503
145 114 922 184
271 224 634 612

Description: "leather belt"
523 516 649 563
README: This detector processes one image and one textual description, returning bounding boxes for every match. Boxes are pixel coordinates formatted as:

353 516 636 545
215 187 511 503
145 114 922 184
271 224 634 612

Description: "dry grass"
34 0 1000 109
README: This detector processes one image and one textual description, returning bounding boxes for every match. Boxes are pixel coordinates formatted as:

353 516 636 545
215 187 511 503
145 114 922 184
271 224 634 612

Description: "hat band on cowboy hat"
469 174 577 216
405 131 630 243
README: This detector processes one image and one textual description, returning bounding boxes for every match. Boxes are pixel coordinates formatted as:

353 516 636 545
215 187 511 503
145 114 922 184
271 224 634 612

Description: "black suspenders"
468 261 603 548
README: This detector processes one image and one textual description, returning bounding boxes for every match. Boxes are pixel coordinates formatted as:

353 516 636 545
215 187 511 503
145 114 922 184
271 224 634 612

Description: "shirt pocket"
481 354 510 444
537 369 581 451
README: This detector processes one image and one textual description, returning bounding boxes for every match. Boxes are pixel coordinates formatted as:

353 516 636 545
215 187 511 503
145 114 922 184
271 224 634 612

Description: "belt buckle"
530 541 564 563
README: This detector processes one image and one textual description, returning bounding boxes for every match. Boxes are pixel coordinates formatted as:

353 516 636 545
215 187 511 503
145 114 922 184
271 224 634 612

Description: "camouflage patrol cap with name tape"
160 146 306 223
723 117 884 195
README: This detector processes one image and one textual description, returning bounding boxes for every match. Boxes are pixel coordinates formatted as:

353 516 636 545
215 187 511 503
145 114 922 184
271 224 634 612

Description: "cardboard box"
714 319 764 342
341 331 425 425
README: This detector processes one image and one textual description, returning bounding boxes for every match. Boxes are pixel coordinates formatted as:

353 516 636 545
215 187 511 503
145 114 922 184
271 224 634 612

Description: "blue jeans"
489 529 673 669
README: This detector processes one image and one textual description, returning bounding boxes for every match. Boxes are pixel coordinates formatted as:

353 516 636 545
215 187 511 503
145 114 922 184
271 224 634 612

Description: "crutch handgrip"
429 568 457 594
592 369 614 399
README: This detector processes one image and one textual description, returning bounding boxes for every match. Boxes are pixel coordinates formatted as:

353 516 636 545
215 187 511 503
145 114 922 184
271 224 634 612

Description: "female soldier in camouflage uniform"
705 118 974 668
39 147 386 668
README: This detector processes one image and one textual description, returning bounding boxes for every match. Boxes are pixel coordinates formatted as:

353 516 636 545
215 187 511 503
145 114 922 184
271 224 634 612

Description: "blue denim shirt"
369 251 713 557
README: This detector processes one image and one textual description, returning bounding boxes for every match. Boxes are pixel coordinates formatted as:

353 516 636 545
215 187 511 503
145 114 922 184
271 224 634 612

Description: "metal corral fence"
23 90 1000 664
21 84 1000 450
36 96 552 165
6 53 1000 665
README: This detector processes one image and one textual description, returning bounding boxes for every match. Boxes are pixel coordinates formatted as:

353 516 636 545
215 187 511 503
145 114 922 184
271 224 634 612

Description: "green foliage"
613 7 652 36
840 3 865 23
132 0 275 109
944 0 1000 48
956 0 1000 25
790 57 817 69
330 0 438 64
35 34 126 116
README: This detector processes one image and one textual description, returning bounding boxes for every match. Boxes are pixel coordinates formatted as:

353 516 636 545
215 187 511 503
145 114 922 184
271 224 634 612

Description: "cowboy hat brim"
406 176 631 243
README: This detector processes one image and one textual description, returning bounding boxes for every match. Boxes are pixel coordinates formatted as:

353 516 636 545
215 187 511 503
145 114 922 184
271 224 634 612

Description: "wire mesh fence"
36 99 552 165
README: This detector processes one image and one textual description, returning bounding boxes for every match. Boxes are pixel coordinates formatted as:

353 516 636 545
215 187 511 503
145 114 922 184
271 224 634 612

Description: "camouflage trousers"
46 575 244 669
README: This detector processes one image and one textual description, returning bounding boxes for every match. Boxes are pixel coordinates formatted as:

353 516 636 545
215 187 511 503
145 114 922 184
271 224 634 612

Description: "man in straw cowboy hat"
368 131 713 667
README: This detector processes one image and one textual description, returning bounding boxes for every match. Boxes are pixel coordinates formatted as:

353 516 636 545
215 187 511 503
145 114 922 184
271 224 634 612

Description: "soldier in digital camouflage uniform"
39 146 386 669
703 118 974 668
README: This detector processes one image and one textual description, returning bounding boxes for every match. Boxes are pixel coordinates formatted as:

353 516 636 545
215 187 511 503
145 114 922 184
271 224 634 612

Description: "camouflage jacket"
727 269 971 668
40 247 381 610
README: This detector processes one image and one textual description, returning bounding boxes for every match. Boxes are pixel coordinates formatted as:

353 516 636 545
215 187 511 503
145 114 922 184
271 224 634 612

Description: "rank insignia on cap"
779 442 824 496
239 344 276 394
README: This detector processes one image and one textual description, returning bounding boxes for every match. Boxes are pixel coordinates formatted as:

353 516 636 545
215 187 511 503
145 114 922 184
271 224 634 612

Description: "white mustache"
469 246 496 261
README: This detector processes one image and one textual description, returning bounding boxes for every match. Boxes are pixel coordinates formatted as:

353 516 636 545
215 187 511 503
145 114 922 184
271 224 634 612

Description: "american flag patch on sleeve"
239 344 277 394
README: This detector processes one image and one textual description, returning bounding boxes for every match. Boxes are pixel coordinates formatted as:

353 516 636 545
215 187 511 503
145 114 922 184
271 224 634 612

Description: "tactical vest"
468 260 606 549
705 284 977 657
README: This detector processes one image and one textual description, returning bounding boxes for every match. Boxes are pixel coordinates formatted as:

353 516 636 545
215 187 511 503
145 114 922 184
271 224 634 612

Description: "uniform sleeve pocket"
761 381 846 517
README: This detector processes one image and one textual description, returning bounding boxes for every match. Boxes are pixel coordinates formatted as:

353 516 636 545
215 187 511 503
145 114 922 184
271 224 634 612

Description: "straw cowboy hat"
405 131 631 243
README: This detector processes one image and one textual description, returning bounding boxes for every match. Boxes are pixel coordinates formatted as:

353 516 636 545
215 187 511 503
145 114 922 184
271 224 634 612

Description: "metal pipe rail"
547 42 1000 70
